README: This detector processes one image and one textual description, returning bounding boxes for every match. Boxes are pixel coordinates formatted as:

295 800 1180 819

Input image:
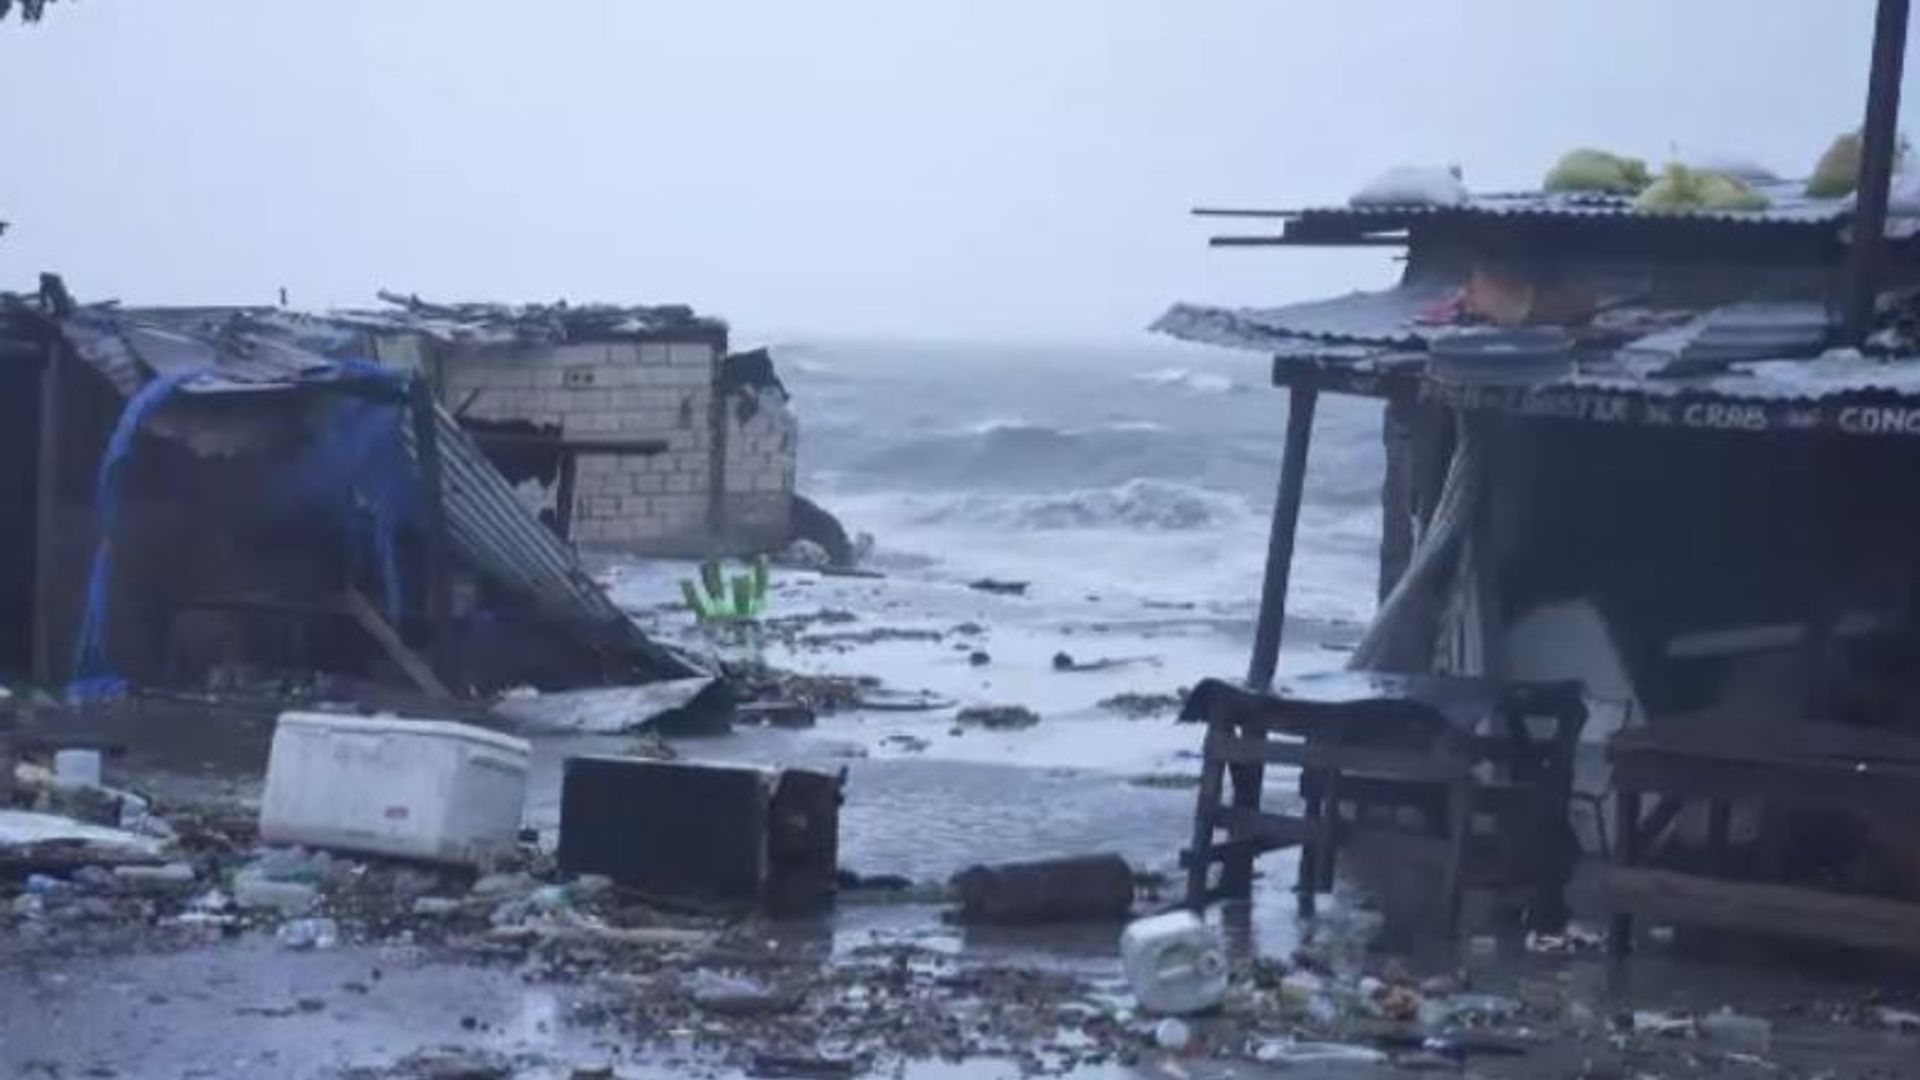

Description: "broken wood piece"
343 588 452 699
749 1055 858 1079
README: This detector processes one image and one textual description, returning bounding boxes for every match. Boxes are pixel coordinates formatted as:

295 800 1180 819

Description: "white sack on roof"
1350 165 1468 208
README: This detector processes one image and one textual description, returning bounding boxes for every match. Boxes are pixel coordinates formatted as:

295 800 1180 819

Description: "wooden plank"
1203 731 1470 783
1612 752 1920 817
553 450 580 542
1213 805 1329 848
1609 865 1920 955
1246 385 1318 689
343 588 452 699
466 430 670 456
1180 833 1300 870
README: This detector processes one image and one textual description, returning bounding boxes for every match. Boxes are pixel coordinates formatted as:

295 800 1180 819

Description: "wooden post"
1246 385 1318 689
31 345 64 688
409 377 455 691
1842 0 1911 343
553 450 580 542
1378 393 1415 603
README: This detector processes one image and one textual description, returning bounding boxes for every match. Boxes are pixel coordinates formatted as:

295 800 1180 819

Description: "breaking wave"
902 479 1248 532
1130 367 1243 394
848 420 1215 491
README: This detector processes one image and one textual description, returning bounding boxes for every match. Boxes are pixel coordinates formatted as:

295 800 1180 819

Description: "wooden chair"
1183 672 1586 935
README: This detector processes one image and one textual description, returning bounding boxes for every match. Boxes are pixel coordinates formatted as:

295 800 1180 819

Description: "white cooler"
260 712 532 867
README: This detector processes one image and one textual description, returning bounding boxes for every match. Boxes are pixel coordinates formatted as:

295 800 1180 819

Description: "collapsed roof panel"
37 302 700 683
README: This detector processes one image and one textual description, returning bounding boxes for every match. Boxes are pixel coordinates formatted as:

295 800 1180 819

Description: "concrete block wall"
720 389 798 550
433 340 720 552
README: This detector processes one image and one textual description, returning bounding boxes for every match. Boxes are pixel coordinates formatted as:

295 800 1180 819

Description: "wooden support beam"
553 450 581 542
1246 385 1318 689
1843 0 1912 343
343 588 451 699
31 346 64 688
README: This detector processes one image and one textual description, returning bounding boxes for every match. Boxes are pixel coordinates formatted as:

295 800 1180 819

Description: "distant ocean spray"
780 340 1385 627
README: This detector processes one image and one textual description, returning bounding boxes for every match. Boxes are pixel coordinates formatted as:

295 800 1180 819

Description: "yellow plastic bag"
1543 149 1651 195
1807 133 1863 198
1806 131 1912 198
1635 163 1770 213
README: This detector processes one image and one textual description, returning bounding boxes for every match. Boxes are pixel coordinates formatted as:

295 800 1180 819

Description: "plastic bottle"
1120 911 1228 1015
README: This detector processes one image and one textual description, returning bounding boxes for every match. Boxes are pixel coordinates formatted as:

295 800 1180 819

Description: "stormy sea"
595 337 1386 883
787 338 1385 637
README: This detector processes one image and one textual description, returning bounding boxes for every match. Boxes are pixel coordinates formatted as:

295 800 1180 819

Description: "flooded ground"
6 565 1920 1078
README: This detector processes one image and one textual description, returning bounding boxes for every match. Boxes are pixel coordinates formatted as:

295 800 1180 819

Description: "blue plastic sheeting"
68 367 211 700
68 360 409 700
268 363 413 623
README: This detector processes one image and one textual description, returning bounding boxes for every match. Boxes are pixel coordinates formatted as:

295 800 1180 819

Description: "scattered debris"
0 810 167 866
1127 773 1200 790
1874 1006 1920 1032
1096 691 1184 719
951 853 1134 924
953 705 1040 730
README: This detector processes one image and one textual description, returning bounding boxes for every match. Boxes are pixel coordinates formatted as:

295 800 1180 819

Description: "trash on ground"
953 705 1041 730
951 853 1135 924
277 916 340 950
1252 1039 1390 1066
492 678 723 735
1633 1010 1697 1037
1699 1007 1772 1054
1153 1016 1194 1051
1874 1006 1920 1032
0 809 168 865
1121 910 1228 1015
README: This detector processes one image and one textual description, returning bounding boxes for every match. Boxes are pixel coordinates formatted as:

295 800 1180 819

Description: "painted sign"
1386 377 1920 438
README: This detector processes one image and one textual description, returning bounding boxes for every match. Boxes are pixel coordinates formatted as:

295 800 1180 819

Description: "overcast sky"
0 1 1902 342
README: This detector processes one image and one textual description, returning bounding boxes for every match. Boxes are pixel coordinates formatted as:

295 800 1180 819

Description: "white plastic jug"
1120 910 1228 1015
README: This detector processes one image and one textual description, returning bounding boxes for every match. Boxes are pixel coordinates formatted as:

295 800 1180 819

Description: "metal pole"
1246 384 1318 688
1843 0 1911 344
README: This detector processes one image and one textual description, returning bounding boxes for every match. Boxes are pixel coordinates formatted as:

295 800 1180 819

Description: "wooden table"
1609 717 1920 956
1182 671 1586 934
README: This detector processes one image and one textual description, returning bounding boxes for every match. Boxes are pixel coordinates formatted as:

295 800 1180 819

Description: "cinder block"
668 342 714 369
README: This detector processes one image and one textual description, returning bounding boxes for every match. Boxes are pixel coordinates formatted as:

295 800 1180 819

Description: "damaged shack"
1163 137 1920 946
0 278 696 702
335 295 802 558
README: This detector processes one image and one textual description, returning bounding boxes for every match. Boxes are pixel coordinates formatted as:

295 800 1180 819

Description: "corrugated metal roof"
1153 287 1455 350
1259 181 1904 236
331 293 727 348
417 411 694 675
